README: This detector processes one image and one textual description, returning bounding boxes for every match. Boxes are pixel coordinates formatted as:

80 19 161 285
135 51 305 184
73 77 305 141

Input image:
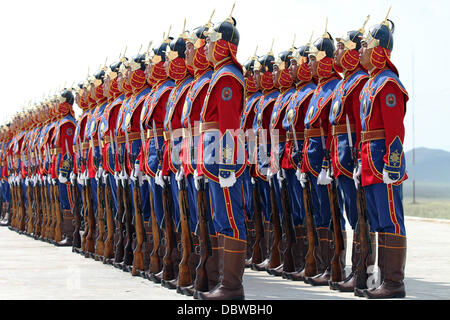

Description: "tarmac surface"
0 216 449 300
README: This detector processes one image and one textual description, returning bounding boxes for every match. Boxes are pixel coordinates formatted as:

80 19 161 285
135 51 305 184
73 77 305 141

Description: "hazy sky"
1 0 449 152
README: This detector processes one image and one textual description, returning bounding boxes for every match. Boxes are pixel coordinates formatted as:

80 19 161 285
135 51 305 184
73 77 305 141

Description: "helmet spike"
290 34 296 51
269 38 274 56
359 15 371 34
383 5 392 26
146 40 153 55
206 9 215 28
253 44 258 59
323 17 330 38
225 1 236 23
307 31 314 46
137 44 143 55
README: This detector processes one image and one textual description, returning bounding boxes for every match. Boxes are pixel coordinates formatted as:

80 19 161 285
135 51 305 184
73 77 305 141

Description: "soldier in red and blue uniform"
141 38 175 283
251 50 279 273
0 126 11 226
327 22 374 292
357 16 408 299
158 26 194 288
240 54 262 267
98 61 126 226
54 89 77 246
267 47 297 276
197 11 247 301
300 27 342 286
178 21 216 296
282 42 316 281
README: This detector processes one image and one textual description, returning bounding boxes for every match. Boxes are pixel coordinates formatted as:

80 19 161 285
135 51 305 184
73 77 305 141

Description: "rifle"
40 150 48 239
25 151 34 235
33 149 42 238
148 121 162 276
77 138 89 253
128 128 146 276
121 130 135 270
250 133 264 266
157 121 176 281
177 120 194 288
17 151 26 232
45 145 56 241
346 115 372 290
295 125 318 277
113 133 126 266
68 141 82 250
8 156 18 229
320 123 345 284
84 139 96 256
51 144 63 243
103 130 116 263
268 129 284 270
94 134 106 261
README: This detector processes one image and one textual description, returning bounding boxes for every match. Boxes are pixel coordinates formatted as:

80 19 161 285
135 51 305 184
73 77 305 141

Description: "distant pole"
412 49 416 204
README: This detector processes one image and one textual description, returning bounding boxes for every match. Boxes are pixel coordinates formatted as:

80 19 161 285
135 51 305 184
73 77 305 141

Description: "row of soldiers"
0 6 408 300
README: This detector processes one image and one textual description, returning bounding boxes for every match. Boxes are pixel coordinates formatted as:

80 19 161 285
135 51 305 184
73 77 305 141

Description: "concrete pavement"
0 216 449 300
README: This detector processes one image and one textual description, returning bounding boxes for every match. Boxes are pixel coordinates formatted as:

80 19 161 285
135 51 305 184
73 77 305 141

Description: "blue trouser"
185 174 199 232
285 169 305 226
271 175 283 222
364 183 405 236
58 182 73 211
256 177 271 222
241 167 254 220
169 172 181 231
306 172 331 228
337 175 358 229
107 174 118 214
89 178 98 216
148 177 164 228
208 177 246 241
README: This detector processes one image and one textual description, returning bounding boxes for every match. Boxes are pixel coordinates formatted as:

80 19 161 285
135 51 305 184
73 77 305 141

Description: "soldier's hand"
58 173 68 184
317 168 332 185
193 169 201 191
353 159 362 189
299 172 308 188
382 169 398 185
155 170 165 188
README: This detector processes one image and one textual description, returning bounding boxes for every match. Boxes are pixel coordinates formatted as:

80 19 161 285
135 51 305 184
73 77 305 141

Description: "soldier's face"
145 63 152 78
334 42 345 67
272 65 280 84
125 68 132 84
185 42 195 67
308 55 318 77
359 42 372 70
103 77 110 97
164 59 169 74
289 59 298 81
89 84 95 99
205 38 214 63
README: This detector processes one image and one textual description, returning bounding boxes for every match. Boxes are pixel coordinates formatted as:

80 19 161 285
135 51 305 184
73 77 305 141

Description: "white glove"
102 170 109 185
77 172 85 186
58 173 68 184
119 169 129 187
353 162 362 189
155 170 165 188
276 170 284 182
114 172 120 186
175 167 185 189
219 171 237 188
382 169 398 185
193 169 201 191
25 177 30 187
299 172 308 188
95 166 104 182
266 169 274 181
251 177 255 185
70 172 77 185
16 175 22 185
51 178 57 186
143 174 151 183
317 168 332 185
295 168 302 182
47 175 52 185
8 175 12 185
130 164 143 186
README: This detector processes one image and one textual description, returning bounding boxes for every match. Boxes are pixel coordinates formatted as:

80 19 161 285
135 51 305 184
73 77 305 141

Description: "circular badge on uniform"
66 127 73 136
386 93 397 108
221 87 233 101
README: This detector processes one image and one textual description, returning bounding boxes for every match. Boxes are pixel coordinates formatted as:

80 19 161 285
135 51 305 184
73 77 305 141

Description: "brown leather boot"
177 234 200 295
192 234 221 299
328 230 347 289
332 231 359 291
198 235 246 300
283 226 307 279
56 210 74 247
363 233 406 299
162 232 182 289
305 228 331 286
354 232 379 297
245 220 255 268
252 221 271 271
